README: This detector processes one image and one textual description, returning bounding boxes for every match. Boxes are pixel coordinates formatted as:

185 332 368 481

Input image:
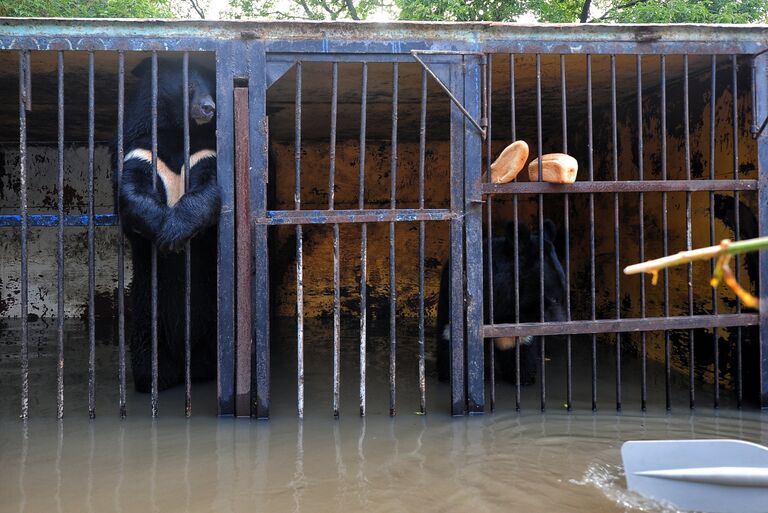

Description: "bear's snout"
193 96 216 124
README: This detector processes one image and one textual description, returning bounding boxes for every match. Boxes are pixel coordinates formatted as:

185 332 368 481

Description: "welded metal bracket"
411 50 487 140
752 49 768 139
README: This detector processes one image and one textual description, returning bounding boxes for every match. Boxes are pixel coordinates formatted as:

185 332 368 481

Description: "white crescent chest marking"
124 149 216 207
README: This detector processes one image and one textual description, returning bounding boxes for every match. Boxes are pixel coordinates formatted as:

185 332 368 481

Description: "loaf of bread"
488 140 529 184
527 153 578 184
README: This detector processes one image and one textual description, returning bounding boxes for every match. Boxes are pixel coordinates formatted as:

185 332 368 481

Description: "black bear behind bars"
436 221 567 385
114 57 221 392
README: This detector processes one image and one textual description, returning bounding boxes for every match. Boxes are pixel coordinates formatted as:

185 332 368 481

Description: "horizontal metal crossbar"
254 208 455 225
483 314 758 338
0 214 117 227
481 179 757 195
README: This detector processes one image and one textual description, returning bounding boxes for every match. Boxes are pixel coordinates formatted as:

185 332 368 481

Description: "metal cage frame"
1 20 767 418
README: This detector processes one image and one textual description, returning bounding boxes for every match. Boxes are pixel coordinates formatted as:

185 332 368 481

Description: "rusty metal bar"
389 62 398 417
756 51 768 408
150 51 159 418
660 54 671 411
410 50 486 139
637 54 647 412
536 53 546 412
561 54 572 411
710 54 719 410
217 41 238 416
733 54 745 408
611 54 621 411
117 51 126 418
464 54 484 414
480 179 757 194
24 50 31 111
56 50 65 420
19 50 29 420
753 57 759 137
731 54 743 409
235 85 252 418
511 54 521 411
683 54 694 409
418 67 427 415
754 53 768 139
510 54 516 142
330 61 340 418
87 50 96 419
295 61 304 420
587 54 597 411
483 314 759 338
449 61 466 416
257 209 454 225
249 41 270 419
485 54 495 412
359 62 368 418
755 114 768 139
183 52 193 417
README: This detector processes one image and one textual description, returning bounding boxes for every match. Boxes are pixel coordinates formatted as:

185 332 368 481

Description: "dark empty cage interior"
0 50 759 416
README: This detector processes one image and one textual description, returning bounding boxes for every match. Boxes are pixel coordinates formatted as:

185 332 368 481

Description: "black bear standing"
114 58 221 392
436 221 567 385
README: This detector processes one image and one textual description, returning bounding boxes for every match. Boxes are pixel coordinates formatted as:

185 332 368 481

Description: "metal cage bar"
389 62 398 417
359 62 369 418
87 51 96 419
56 50 65 420
330 61 341 418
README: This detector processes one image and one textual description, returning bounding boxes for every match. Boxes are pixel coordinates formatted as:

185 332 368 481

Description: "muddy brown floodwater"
1 319 766 513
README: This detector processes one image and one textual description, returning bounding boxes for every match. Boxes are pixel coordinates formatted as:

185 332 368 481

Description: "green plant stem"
624 236 768 279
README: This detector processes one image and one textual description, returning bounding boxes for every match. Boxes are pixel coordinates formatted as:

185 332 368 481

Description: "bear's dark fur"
114 57 221 392
436 220 567 385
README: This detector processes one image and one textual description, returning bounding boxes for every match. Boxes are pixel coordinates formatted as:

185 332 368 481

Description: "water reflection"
17 421 27 513
55 422 62 513
184 421 190 513
290 421 305 513
115 423 124 513
87 422 94 513
4 411 768 513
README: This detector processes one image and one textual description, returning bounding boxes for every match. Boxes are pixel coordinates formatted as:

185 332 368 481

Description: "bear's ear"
131 58 153 79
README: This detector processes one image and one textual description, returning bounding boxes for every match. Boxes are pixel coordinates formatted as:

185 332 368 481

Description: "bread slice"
528 153 578 184
488 140 529 184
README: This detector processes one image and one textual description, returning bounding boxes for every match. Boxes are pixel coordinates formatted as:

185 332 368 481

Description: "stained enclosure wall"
266 62 453 323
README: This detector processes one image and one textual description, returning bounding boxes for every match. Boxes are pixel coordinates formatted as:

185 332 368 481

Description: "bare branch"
344 0 360 19
188 0 206 18
579 0 591 22
591 0 649 21
317 0 338 15
297 0 319 18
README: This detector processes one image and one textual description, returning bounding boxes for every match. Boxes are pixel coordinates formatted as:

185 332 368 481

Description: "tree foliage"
226 0 768 23
0 0 175 18
396 0 524 22
226 0 388 20
595 0 768 23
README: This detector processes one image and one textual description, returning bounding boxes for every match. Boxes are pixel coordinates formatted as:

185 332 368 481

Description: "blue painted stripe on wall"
0 214 118 227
